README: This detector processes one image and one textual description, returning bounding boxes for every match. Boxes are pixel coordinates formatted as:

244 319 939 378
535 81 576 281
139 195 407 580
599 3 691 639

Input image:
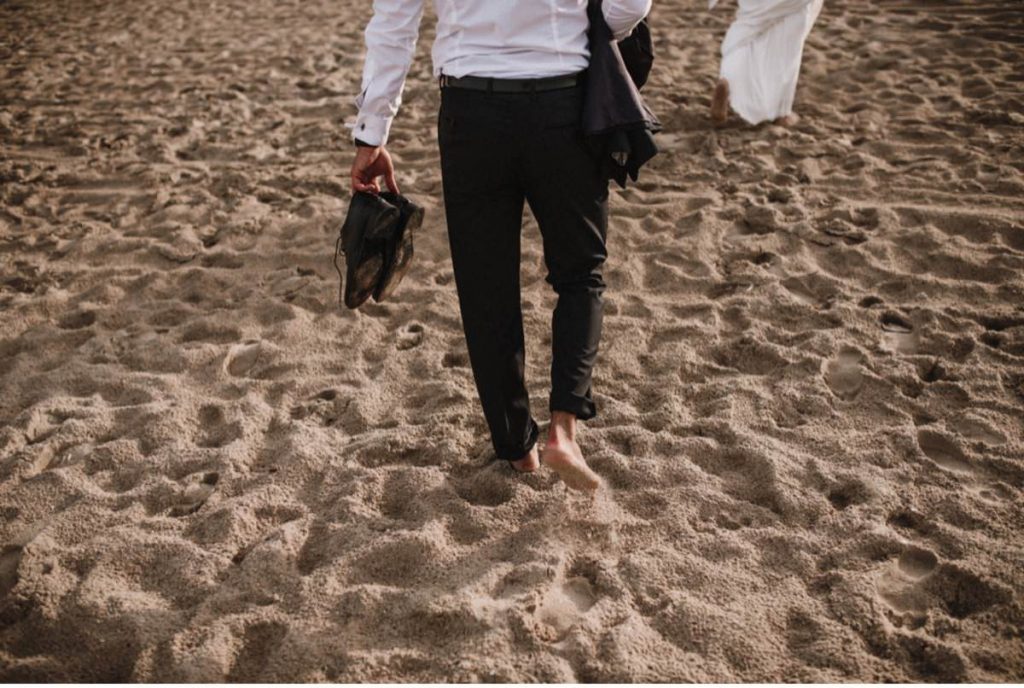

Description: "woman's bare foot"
774 112 799 127
542 411 602 491
710 77 730 126
510 445 539 473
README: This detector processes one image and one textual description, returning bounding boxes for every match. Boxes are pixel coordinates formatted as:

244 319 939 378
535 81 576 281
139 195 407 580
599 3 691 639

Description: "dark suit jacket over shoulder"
582 0 661 189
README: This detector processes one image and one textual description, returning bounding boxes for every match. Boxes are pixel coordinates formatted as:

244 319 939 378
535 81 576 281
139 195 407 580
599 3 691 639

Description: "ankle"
547 411 577 445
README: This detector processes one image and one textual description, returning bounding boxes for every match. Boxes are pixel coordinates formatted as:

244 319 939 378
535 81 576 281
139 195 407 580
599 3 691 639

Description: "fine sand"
1 0 1023 682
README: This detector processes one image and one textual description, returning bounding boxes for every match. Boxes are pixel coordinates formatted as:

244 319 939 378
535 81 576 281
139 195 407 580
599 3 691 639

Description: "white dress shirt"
351 0 653 146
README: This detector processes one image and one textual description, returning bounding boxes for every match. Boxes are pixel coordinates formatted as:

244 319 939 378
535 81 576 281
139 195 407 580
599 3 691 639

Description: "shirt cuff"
351 112 393 147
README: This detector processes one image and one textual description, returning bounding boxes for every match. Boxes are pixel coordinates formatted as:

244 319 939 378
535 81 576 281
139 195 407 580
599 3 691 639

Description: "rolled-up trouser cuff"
495 417 540 462
549 389 597 422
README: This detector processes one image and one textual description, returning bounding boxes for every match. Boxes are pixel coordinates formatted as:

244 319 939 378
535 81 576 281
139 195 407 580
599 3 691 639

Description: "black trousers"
437 81 609 461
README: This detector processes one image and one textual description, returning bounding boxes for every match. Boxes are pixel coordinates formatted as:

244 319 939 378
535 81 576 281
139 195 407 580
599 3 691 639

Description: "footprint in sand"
21 426 92 477
948 415 1007 446
825 477 873 511
197 405 243 448
291 389 346 426
897 545 939 579
823 346 865 400
878 544 1012 633
741 204 782 235
782 276 834 309
915 429 1014 504
452 464 515 507
169 471 220 517
918 358 944 383
927 564 1013 620
533 576 597 642
0 546 23 598
396 322 424 351
971 481 1014 504
495 564 551 600
36 440 93 473
225 340 263 377
916 429 973 474
880 312 918 354
57 309 97 330
350 535 443 588
979 331 1002 350
875 544 940 628
53 442 93 470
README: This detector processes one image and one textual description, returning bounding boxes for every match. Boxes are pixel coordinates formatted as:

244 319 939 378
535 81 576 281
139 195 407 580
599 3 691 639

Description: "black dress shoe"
374 191 424 303
335 191 400 309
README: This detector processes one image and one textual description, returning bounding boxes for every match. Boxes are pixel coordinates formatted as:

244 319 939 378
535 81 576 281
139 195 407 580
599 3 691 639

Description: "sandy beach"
1 0 1023 681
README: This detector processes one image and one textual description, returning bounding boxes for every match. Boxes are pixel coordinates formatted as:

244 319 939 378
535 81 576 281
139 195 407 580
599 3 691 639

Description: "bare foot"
542 439 601 491
774 112 799 127
510 445 540 473
710 77 730 126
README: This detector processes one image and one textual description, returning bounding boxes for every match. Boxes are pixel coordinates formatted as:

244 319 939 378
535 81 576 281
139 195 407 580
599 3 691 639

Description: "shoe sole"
374 205 423 302
345 252 384 309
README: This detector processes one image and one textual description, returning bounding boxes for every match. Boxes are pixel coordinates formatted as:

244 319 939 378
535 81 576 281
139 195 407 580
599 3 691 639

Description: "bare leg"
510 445 540 473
541 410 602 491
710 78 730 126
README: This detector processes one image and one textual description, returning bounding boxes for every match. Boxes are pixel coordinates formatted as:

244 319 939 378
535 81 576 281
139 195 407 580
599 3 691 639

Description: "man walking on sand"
350 0 651 491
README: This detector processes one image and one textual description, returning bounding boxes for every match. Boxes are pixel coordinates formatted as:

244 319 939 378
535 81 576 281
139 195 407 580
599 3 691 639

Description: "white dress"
710 0 824 125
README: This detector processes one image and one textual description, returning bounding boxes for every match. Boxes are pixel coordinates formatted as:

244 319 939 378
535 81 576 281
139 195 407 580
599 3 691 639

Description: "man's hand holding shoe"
350 139 400 195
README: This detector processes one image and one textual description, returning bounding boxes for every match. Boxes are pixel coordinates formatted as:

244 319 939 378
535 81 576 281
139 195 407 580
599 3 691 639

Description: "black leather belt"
438 71 583 93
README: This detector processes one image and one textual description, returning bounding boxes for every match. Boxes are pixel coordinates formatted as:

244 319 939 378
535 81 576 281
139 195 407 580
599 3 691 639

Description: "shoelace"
333 231 346 307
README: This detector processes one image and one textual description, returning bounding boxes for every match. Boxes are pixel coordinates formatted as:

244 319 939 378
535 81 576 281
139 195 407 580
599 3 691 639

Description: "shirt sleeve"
351 0 427 147
602 0 653 41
